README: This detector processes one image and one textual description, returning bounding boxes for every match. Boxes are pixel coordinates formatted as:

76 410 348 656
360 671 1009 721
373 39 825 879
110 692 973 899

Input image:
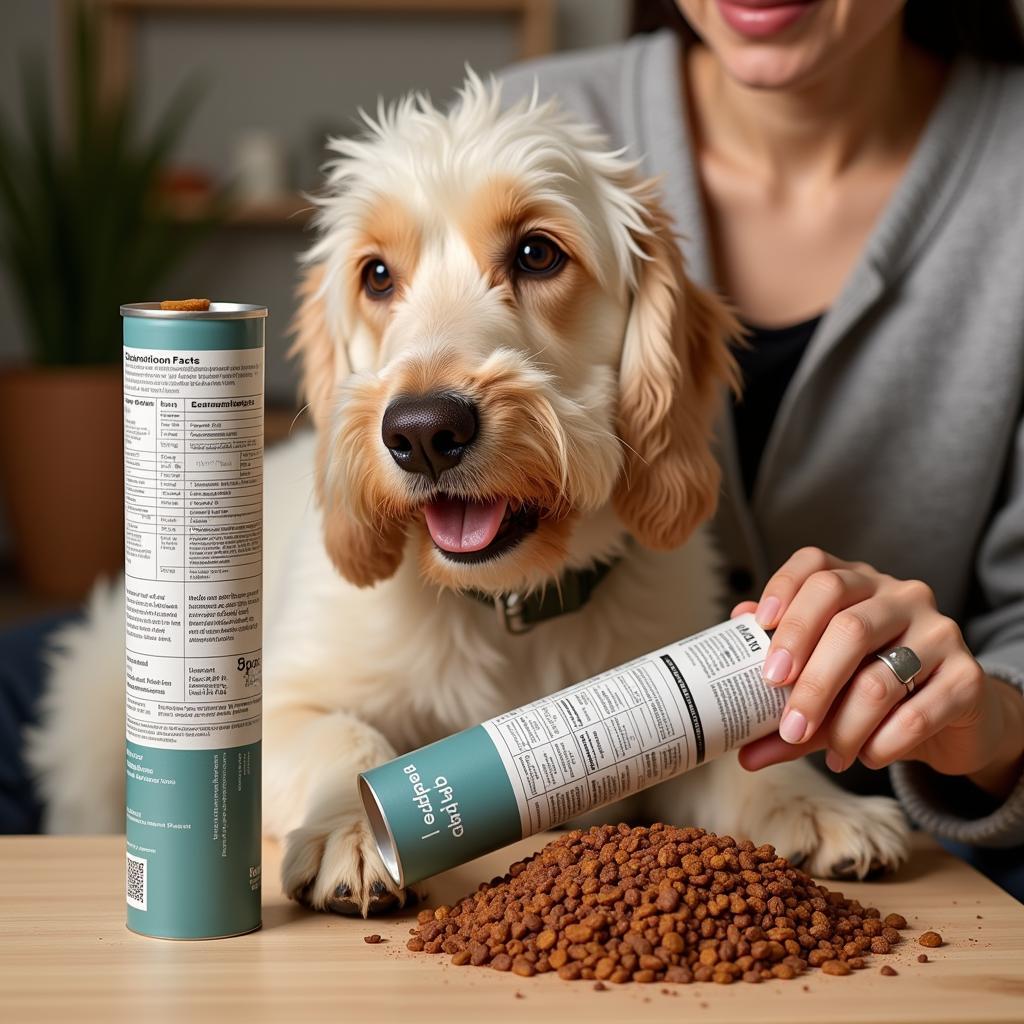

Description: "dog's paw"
282 814 414 916
753 793 909 881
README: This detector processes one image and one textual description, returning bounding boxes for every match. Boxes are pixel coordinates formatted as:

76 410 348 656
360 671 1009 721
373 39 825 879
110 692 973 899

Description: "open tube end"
358 774 405 889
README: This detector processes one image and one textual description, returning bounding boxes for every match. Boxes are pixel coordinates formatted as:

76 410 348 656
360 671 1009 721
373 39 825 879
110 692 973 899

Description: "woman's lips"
715 0 819 39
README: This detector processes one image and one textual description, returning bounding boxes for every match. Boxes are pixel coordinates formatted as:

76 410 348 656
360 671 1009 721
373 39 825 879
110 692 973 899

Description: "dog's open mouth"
423 496 539 563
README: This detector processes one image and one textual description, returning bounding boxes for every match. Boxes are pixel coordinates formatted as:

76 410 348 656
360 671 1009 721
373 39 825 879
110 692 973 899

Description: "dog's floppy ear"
290 263 407 586
613 188 740 550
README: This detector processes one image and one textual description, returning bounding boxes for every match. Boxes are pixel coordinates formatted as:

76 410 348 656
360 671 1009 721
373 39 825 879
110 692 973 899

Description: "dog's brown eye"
362 259 394 298
515 235 565 276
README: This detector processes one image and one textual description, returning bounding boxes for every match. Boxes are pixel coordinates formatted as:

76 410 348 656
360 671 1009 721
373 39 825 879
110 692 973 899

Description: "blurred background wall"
0 0 630 396
0 0 631 605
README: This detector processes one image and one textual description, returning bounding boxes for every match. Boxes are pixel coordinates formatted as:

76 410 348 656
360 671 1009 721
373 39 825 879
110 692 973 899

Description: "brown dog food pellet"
880 965 898 977
884 913 908 930
917 954 929 963
363 933 383 944
160 298 210 311
821 960 851 976
404 824 910 985
512 957 535 978
918 931 943 948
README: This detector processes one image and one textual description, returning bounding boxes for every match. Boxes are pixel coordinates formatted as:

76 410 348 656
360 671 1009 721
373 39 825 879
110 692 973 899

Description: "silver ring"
875 645 922 695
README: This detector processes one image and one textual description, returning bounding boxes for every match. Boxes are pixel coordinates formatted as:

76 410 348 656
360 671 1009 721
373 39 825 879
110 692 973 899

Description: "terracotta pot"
0 366 123 600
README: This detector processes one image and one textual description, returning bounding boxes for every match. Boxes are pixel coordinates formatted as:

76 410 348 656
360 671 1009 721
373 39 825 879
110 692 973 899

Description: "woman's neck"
687 25 947 186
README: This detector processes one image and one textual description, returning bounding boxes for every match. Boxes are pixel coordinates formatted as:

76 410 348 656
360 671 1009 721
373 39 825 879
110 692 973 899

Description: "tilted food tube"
360 613 785 888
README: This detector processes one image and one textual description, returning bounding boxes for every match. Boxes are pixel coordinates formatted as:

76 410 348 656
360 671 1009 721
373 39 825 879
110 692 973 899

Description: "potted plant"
0 4 217 600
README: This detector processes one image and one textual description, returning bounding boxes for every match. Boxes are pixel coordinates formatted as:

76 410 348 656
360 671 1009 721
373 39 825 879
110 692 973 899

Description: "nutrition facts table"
123 347 263 751
482 618 782 835
124 401 262 584
485 659 693 834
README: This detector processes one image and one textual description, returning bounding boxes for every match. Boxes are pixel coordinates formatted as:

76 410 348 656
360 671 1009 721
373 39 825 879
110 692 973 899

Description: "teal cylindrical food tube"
360 613 784 888
122 301 266 939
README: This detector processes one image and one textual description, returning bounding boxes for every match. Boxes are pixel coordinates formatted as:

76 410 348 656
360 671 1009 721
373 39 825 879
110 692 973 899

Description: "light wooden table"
1 833 1022 1024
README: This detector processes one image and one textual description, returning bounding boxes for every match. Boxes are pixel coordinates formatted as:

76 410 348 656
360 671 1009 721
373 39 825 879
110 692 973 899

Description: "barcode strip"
126 852 147 911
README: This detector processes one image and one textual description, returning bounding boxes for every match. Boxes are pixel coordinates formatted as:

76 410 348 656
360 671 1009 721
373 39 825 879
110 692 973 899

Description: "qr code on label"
126 852 147 911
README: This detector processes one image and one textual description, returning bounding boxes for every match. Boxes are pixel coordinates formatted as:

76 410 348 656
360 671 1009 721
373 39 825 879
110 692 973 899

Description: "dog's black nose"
381 393 478 480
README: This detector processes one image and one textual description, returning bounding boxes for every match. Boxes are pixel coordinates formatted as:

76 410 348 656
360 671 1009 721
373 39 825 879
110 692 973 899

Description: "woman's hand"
735 547 1024 798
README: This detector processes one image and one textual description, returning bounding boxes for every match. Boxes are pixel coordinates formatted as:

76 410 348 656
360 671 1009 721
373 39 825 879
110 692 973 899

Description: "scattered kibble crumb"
880 965 898 977
363 934 383 944
918 931 943 948
917 954 929 963
593 981 607 991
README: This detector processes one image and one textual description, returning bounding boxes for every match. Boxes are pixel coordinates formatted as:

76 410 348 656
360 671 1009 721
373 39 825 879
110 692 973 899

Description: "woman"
501 0 1024 884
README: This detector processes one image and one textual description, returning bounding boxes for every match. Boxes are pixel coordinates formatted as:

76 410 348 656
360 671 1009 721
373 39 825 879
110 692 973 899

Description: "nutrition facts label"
123 347 263 751
482 616 784 836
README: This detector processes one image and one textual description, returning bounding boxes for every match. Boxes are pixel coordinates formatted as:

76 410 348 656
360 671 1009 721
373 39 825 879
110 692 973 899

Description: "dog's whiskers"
289 403 312 436
614 433 649 467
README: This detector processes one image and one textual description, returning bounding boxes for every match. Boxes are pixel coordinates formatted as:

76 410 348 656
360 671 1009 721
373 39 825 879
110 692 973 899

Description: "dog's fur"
25 76 908 915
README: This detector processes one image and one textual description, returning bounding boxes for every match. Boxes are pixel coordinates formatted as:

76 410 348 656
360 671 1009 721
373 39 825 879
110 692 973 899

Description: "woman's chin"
715 44 828 90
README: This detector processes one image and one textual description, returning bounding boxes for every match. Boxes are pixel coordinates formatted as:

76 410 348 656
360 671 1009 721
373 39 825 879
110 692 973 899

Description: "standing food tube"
122 300 265 939
360 613 784 888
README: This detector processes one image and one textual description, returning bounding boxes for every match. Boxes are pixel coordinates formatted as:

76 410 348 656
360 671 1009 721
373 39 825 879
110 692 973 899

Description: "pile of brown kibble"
406 824 916 984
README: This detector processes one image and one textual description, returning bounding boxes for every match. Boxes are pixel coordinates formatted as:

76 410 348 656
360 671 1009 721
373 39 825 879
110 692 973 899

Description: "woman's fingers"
738 729 826 771
759 569 874 745
779 595 913 750
753 546 850 629
822 624 944 772
859 653 985 768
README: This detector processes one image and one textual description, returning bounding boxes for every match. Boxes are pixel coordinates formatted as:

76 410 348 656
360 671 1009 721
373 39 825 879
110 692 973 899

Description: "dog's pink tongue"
424 497 508 553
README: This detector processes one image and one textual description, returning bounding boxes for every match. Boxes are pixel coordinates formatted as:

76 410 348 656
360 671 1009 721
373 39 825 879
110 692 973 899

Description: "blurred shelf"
163 193 316 227
104 0 546 13
94 0 554 99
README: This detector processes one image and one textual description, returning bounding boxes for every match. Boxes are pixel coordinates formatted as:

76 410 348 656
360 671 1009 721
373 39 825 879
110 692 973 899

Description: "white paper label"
123 347 263 751
481 614 785 837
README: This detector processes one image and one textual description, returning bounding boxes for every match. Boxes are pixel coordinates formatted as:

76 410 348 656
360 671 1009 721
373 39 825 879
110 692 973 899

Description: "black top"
731 314 823 499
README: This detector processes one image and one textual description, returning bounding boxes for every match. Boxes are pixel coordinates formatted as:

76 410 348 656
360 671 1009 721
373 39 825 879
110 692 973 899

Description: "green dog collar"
467 558 618 634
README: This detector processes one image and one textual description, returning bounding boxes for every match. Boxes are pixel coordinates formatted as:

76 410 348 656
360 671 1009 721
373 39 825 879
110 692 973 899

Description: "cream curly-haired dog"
27 75 907 915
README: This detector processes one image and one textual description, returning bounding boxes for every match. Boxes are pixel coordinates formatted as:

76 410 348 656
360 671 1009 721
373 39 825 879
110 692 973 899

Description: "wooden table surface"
1 833 1022 1024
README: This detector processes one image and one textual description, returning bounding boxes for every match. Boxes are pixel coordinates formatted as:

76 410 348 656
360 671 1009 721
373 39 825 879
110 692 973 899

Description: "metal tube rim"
120 302 268 321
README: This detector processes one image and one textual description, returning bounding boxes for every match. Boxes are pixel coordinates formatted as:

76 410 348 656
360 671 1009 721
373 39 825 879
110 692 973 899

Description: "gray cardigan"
501 29 1024 848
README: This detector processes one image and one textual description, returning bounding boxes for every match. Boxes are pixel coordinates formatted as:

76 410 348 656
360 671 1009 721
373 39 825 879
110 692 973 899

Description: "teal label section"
360 725 521 885
124 316 263 350
126 741 261 938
